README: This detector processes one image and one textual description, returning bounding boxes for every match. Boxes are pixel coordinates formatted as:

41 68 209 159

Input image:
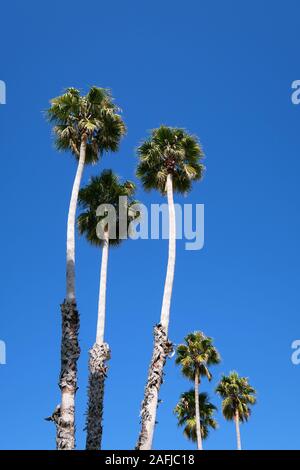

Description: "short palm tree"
78 170 137 450
216 371 256 450
136 126 204 450
47 87 125 449
175 332 220 450
174 390 217 445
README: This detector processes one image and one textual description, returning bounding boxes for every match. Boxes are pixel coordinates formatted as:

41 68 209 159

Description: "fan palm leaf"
174 390 217 443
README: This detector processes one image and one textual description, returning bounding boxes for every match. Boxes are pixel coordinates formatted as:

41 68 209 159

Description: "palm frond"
175 331 221 381
216 371 257 422
174 390 217 443
77 169 138 247
136 126 204 194
47 86 126 163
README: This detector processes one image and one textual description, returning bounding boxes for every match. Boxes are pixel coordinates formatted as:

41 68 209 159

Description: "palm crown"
174 390 217 441
176 332 221 381
216 371 256 422
136 126 204 194
47 87 126 164
77 170 137 247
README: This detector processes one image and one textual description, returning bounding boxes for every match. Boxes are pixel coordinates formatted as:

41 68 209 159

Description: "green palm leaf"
77 170 138 247
175 331 221 381
136 126 204 194
47 87 126 164
216 371 256 422
174 390 217 442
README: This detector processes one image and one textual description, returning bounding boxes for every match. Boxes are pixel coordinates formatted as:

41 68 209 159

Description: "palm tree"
174 390 217 446
216 371 256 450
175 332 220 450
136 126 204 450
47 87 125 450
78 170 138 450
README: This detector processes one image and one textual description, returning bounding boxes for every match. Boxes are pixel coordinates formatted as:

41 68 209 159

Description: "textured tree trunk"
136 173 175 450
86 342 110 450
86 230 110 450
135 325 173 450
194 369 203 450
235 409 242 450
51 135 87 450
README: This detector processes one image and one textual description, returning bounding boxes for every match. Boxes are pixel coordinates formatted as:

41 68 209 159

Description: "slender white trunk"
86 230 110 450
57 135 86 449
235 409 242 450
160 173 176 334
194 370 203 450
137 173 176 450
66 135 87 301
96 230 109 344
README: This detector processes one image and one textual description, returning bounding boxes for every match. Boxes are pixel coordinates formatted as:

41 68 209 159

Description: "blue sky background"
0 0 300 450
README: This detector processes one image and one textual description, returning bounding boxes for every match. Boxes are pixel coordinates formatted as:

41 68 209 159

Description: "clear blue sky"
0 0 299 450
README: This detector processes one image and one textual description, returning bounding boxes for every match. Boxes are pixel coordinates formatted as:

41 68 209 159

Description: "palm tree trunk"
96 230 109 346
86 230 111 450
194 369 203 450
52 135 87 450
235 409 242 450
160 173 176 334
136 173 175 450
66 135 87 303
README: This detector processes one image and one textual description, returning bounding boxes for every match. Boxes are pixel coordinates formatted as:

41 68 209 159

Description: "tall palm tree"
136 126 204 449
175 332 220 450
216 371 256 450
174 390 217 445
78 170 138 450
47 87 125 449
